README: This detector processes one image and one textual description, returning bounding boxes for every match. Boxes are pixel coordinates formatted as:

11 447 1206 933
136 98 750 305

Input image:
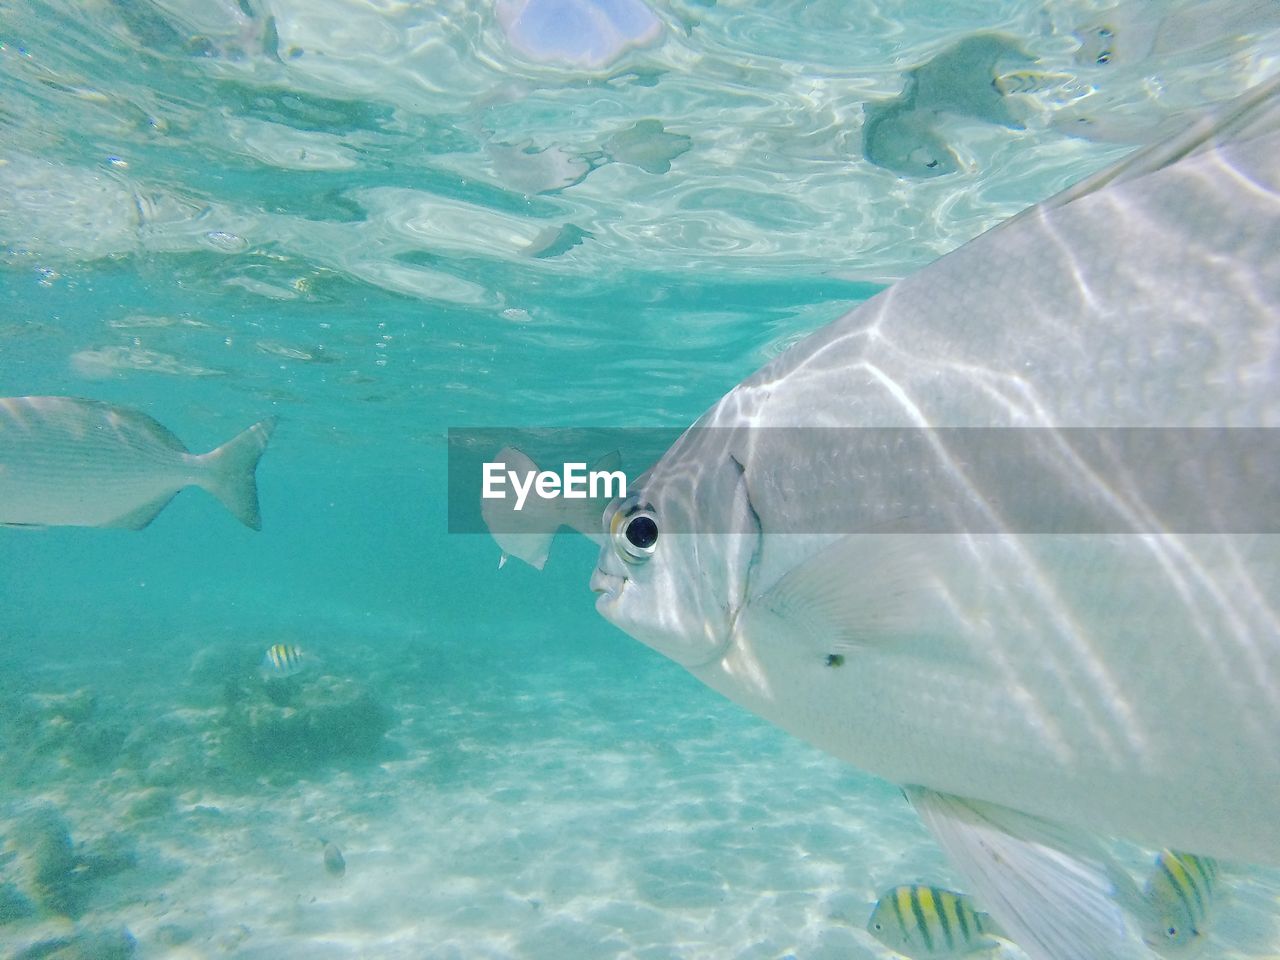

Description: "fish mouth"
590 569 626 610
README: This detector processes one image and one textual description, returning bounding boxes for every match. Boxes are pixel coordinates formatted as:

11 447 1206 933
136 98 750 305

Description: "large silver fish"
0 396 275 529
580 79 1280 960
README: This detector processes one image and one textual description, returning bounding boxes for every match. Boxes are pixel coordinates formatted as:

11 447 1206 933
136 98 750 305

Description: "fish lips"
589 568 626 610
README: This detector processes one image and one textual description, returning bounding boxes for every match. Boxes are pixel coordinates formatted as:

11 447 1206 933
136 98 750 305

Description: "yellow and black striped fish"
867 884 1001 958
260 643 308 679
1141 850 1220 955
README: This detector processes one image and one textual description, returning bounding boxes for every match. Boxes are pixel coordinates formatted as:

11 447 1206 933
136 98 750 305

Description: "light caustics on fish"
0 396 276 530
491 77 1280 960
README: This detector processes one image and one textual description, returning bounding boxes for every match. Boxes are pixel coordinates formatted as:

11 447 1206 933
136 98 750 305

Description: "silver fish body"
589 80 1280 958
0 396 275 529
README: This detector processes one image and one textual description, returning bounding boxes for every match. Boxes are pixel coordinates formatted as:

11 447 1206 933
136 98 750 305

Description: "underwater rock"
0 882 36 924
122 787 176 822
10 807 137 919
4 687 127 771
188 643 258 686
74 834 137 882
28 689 97 725
15 805 83 918
67 721 127 768
11 927 136 960
217 923 251 951
154 923 193 947
220 674 393 774
119 713 205 786
139 754 195 788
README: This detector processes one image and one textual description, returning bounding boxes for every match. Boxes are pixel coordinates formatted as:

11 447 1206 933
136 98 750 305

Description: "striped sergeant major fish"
1141 850 1220 955
867 884 1003 958
260 643 308 680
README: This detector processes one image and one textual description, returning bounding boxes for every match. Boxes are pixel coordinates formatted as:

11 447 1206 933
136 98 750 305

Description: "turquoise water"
3 1 1280 957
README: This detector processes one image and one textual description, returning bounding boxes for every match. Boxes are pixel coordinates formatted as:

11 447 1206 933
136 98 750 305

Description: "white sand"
3 634 1279 959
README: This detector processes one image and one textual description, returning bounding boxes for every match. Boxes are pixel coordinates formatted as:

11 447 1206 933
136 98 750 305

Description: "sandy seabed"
3 632 1279 960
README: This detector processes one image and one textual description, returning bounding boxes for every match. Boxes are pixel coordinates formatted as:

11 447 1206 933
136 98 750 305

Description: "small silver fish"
0 396 275 530
868 884 1002 958
322 841 345 878
260 643 308 679
1142 850 1219 955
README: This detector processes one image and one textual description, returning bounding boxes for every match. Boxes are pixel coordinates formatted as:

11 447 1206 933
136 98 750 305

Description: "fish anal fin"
753 534 937 653
106 491 179 530
906 786 1152 960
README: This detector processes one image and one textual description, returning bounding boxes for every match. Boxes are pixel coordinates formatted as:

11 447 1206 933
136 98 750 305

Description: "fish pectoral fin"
751 534 937 652
906 786 1152 960
106 492 180 530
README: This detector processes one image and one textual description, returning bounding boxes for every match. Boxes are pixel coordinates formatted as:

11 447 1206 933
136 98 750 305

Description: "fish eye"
610 495 659 563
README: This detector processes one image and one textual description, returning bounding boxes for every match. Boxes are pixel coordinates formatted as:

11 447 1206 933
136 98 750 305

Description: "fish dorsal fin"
1005 74 1280 229
482 446 557 570
906 787 1152 960
751 534 938 653
102 403 190 453
482 448 623 569
558 450 623 545
974 908 1006 941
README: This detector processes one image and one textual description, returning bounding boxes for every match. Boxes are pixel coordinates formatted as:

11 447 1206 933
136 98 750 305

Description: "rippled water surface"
5 0 1278 428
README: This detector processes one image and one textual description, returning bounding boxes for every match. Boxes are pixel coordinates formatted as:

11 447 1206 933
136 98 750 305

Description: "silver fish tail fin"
197 417 277 529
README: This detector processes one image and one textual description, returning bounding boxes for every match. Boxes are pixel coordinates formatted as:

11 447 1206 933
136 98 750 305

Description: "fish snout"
589 568 623 594
590 568 625 606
